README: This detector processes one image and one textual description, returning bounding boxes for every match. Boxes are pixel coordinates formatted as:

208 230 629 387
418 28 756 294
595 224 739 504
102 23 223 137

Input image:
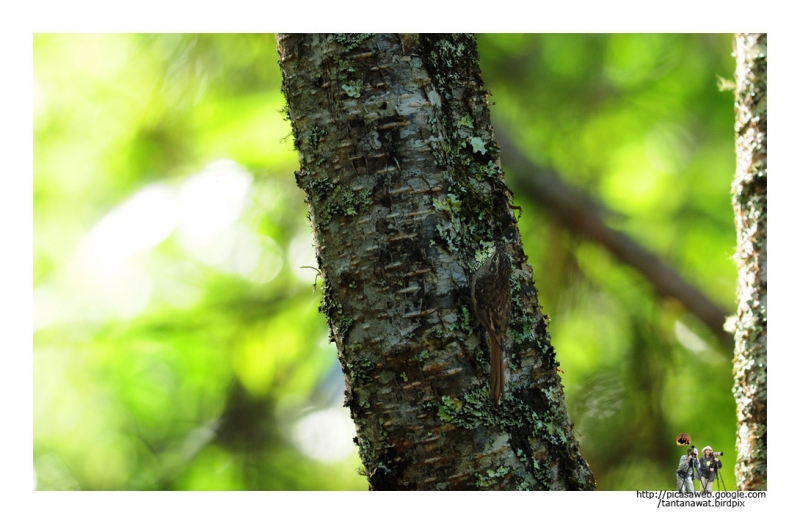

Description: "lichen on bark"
277 33 594 490
731 33 767 491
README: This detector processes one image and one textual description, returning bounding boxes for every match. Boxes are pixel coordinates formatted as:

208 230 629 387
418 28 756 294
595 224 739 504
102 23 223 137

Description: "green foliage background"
34 34 738 490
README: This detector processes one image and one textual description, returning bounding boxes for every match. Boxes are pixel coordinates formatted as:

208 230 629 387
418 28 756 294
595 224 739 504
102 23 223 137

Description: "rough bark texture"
731 33 767 491
277 34 594 490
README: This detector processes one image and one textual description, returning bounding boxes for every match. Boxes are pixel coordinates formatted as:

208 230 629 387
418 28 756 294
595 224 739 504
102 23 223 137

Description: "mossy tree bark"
731 33 767 491
277 33 594 490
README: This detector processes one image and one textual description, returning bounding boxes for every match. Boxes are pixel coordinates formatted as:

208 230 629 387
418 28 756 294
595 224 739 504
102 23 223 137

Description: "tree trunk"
277 33 594 490
731 33 767 491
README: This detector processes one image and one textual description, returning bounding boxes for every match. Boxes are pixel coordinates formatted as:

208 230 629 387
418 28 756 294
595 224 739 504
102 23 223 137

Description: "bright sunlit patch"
99 263 154 318
288 232 318 284
81 184 178 274
184 224 283 283
41 186 166 326
44 260 154 326
674 320 709 353
291 406 357 463
175 160 279 282
68 262 154 322
247 235 283 284
177 159 252 243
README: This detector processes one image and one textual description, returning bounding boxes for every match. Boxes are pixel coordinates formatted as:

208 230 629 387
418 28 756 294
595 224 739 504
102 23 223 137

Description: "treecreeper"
470 246 512 404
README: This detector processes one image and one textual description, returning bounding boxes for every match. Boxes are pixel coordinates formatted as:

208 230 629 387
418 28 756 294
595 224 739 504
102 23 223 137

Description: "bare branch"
495 128 734 354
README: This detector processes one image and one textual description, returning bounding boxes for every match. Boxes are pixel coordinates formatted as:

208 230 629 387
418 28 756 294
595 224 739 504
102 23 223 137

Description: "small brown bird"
470 246 512 404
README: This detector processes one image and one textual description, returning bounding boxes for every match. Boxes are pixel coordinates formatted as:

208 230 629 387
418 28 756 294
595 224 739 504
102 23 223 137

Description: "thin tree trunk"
277 33 594 490
731 33 767 491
